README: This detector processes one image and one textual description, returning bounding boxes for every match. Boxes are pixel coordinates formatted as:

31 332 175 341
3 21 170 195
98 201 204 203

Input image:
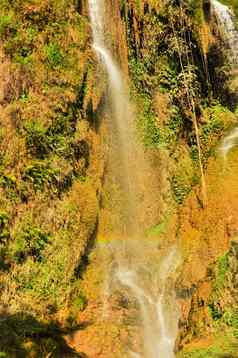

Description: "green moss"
45 42 64 68
135 92 163 148
0 14 16 38
223 309 238 336
216 253 229 289
171 176 191 204
177 332 238 357
187 0 204 25
146 222 167 237
178 347 231 357
170 153 195 204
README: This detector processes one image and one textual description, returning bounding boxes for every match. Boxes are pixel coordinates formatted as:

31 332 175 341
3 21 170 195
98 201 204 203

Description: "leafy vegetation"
127 0 236 205
215 253 229 290
0 212 10 244
45 42 64 68
0 0 238 356
178 340 237 358
0 0 100 354
13 225 51 263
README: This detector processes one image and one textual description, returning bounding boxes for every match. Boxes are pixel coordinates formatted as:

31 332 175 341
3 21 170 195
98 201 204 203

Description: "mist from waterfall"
88 0 179 357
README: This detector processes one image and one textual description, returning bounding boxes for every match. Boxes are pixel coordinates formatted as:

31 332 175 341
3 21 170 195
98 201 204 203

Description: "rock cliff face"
0 0 238 357
0 1 106 355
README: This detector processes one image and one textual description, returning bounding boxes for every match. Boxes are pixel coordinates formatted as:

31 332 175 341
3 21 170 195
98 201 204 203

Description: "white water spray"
116 248 179 358
220 127 238 157
88 0 139 236
88 0 179 356
211 0 238 64
88 0 128 131
211 0 238 156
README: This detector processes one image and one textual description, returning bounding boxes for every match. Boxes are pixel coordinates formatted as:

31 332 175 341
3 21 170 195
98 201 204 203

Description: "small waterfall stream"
211 0 238 64
116 248 178 358
220 127 238 158
211 0 238 156
88 0 179 357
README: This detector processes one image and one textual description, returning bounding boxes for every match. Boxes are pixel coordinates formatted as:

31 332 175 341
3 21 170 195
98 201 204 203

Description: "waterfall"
211 0 238 64
88 1 179 357
211 0 238 156
116 248 179 358
88 0 139 236
220 127 238 158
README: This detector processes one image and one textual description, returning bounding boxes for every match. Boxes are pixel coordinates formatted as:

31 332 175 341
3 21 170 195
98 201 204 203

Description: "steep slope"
176 1 238 356
0 1 106 356
1 0 238 357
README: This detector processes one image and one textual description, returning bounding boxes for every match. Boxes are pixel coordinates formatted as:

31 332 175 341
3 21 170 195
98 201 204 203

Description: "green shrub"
14 49 32 65
208 302 223 321
0 175 17 201
223 308 238 338
167 106 183 132
73 294 87 311
201 118 223 139
0 14 16 38
45 43 64 68
0 174 16 190
24 116 78 160
190 144 199 162
14 225 51 263
142 112 161 148
3 29 33 62
129 58 147 92
215 253 229 289
171 175 191 204
200 105 227 159
136 93 162 148
24 121 50 158
0 212 10 244
19 92 29 103
22 162 59 192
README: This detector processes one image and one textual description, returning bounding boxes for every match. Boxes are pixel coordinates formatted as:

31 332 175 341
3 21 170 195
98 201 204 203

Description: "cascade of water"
211 0 238 64
88 1 179 356
220 127 238 157
88 0 140 236
211 0 238 156
156 249 179 358
116 249 179 358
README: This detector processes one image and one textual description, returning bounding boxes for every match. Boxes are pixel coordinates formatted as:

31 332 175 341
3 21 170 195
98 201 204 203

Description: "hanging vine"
169 1 207 206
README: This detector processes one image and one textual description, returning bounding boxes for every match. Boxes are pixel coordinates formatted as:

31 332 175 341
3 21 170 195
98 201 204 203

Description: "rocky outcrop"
1 0 238 356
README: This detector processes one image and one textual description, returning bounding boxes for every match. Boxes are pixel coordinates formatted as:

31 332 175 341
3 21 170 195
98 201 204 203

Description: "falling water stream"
85 1 238 355
88 0 179 357
211 0 238 64
220 127 238 158
211 0 238 156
